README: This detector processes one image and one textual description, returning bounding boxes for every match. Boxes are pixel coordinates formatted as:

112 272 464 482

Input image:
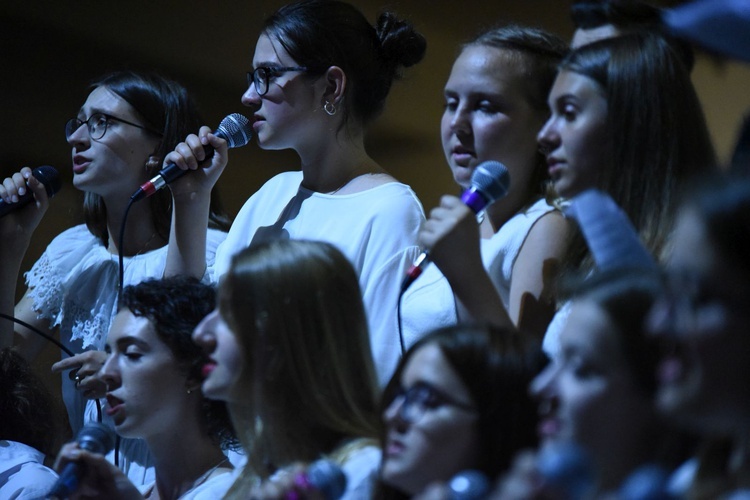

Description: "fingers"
0 170 31 204
53 351 108 398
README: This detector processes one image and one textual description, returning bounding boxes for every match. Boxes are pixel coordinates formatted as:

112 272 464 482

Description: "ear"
322 66 346 106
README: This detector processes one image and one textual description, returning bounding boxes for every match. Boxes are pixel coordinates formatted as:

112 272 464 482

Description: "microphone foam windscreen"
33 165 62 198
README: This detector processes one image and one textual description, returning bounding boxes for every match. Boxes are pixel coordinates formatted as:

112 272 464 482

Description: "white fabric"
0 440 58 500
24 224 226 486
542 300 572 360
211 171 424 385
340 445 381 500
401 198 556 349
140 470 235 499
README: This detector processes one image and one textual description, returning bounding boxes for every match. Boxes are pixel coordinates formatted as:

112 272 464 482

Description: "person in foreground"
648 175 750 498
497 270 694 499
374 324 547 498
192 239 382 499
53 276 236 500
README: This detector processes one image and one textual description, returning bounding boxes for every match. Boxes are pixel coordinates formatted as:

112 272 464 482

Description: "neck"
146 429 228 500
103 195 166 256
483 190 536 238
297 129 382 193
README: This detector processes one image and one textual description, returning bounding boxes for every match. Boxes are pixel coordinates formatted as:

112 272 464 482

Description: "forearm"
164 191 211 278
442 259 514 330
0 246 28 349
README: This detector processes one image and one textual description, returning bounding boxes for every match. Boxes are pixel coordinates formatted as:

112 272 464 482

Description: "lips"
201 361 217 379
72 155 91 174
106 394 124 417
538 416 562 439
385 437 405 458
450 145 474 166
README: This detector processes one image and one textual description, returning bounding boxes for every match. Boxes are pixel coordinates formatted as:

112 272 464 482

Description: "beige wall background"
2 1 749 430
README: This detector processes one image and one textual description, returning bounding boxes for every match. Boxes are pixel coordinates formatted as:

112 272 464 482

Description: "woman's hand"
0 167 50 251
250 464 326 500
162 126 229 199
418 195 481 281
52 350 109 400
53 442 143 500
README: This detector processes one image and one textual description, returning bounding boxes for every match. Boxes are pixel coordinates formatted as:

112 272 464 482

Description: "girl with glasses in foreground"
375 324 546 498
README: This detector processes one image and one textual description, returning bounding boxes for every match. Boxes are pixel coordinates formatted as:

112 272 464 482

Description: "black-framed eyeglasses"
65 112 163 141
247 66 308 96
390 382 476 424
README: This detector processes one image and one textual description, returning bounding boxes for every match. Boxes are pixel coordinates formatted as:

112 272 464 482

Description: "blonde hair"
220 239 380 497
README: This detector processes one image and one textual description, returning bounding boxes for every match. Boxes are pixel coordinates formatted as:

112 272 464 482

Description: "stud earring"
145 155 161 174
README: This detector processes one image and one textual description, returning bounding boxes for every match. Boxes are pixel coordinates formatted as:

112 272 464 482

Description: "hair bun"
375 12 427 70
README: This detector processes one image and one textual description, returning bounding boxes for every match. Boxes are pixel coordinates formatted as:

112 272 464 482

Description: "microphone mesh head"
215 113 253 149
471 161 510 203
448 470 490 499
77 422 115 455
307 459 347 500
33 165 62 198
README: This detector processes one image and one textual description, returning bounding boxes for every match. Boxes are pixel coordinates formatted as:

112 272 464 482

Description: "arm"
419 195 514 329
0 168 50 350
163 127 229 279
509 211 571 339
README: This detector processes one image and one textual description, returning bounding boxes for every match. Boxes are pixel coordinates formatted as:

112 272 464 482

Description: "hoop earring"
324 101 337 116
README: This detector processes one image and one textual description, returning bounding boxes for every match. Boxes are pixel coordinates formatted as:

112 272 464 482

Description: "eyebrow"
105 336 150 352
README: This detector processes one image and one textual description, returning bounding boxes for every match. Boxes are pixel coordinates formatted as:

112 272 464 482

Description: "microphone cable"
0 312 103 423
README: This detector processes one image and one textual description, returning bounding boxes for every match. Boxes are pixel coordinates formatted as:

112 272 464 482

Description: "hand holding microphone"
132 113 253 201
251 459 347 500
403 161 510 292
0 165 61 218
49 422 120 499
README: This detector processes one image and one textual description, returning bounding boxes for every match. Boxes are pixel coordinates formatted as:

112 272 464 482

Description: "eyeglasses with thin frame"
389 382 476 424
65 112 163 141
247 66 308 96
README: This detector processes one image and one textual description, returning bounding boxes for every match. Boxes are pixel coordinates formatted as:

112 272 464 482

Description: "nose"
241 82 261 108
99 353 121 391
383 395 409 430
447 105 471 137
193 309 218 353
537 116 559 154
529 359 560 400
67 121 90 149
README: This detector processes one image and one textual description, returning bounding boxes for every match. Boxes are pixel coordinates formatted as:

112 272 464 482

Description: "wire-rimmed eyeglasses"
389 382 476 424
246 66 308 96
65 112 162 141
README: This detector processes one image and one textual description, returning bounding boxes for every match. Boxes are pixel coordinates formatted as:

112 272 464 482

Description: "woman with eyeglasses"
191 239 382 499
0 70 229 486
162 0 427 385
374 324 546 498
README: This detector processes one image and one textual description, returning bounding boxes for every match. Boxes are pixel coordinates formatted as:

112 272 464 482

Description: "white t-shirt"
0 440 58 500
211 171 425 385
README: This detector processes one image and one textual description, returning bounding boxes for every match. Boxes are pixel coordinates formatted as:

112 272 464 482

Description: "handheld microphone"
448 470 491 500
536 441 594 500
401 161 511 292
48 422 115 499
288 459 347 500
131 113 252 201
0 165 61 218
